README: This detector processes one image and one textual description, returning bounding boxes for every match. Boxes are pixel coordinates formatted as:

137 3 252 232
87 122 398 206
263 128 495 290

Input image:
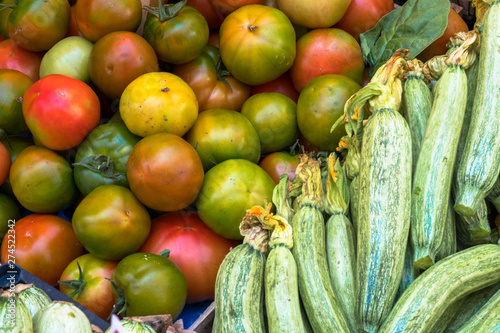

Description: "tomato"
0 136 33 198
196 159 275 240
119 72 198 137
110 252 187 319
7 0 70 52
298 134 323 154
211 0 262 15
0 141 9 186
207 30 219 47
0 39 43 82
0 0 13 40
73 122 141 196
88 31 159 100
0 69 32 135
143 1 209 65
184 108 261 171
187 0 224 30
259 151 300 184
22 74 100 150
0 192 19 242
219 4 296 85
72 185 151 261
10 145 77 213
138 211 240 303
59 253 119 320
240 92 299 154
0 214 85 286
127 133 205 212
250 71 299 103
417 7 469 63
290 28 365 92
277 0 350 28
297 74 361 152
334 0 395 41
75 0 142 42
172 45 251 112
66 5 83 37
39 36 93 83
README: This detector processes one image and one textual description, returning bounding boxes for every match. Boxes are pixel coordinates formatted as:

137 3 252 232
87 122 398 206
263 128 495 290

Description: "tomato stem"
247 25 258 32
143 0 187 23
58 261 86 300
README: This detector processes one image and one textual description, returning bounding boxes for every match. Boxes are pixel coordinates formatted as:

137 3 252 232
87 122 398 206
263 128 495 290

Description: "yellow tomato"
119 72 199 137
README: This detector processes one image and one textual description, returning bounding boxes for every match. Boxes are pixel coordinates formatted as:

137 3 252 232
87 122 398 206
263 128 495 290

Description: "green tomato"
110 252 187 319
196 159 275 240
0 69 32 135
0 192 19 242
73 122 141 196
0 136 34 198
39 36 94 83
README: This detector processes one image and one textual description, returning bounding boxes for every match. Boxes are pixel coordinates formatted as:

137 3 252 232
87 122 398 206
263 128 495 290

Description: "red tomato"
250 72 299 103
334 0 395 42
22 74 100 150
211 0 262 15
59 253 119 320
259 151 300 184
290 28 364 92
0 39 43 82
0 142 10 186
0 214 85 286
127 133 205 212
139 211 240 303
187 0 225 30
417 8 469 63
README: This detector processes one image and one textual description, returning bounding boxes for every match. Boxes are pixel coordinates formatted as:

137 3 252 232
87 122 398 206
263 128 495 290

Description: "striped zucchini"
456 284 500 332
378 244 500 333
337 51 412 333
396 239 420 301
456 199 492 246
429 296 467 333
454 0 500 217
445 281 500 332
411 32 478 269
434 198 457 262
401 59 433 175
486 175 500 213
212 208 268 333
291 155 350 333
325 153 357 332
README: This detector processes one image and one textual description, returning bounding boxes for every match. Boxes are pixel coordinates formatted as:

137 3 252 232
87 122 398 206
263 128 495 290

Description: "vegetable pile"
0 0 499 331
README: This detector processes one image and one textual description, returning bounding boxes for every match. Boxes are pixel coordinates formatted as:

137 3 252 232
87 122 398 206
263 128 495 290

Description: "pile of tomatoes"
0 0 469 323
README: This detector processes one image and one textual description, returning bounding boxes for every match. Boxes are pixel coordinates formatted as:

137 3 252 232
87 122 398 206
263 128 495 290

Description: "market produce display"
1 0 499 332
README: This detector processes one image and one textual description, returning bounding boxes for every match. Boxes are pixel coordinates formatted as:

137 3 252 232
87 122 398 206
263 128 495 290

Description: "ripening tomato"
334 0 395 41
127 133 205 212
66 5 83 37
259 151 300 184
277 0 351 28
0 69 32 135
0 0 13 40
139 211 240 303
0 142 10 186
0 39 43 82
22 74 100 150
0 136 33 198
250 72 299 103
219 4 296 85
88 31 159 100
1 214 85 286
290 28 365 92
211 0 262 15
187 0 225 29
75 0 143 42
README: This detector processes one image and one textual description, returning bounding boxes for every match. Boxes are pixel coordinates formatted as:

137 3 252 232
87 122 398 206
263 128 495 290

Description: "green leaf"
360 0 450 75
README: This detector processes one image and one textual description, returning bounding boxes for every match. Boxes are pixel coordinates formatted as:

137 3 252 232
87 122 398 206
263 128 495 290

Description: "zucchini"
212 207 269 333
290 154 350 333
434 198 457 262
456 284 500 332
325 153 357 332
334 51 412 333
445 281 500 332
378 244 500 333
454 0 500 216
401 59 433 175
411 31 478 269
395 238 420 301
486 175 500 214
429 296 467 333
263 176 308 333
456 198 492 246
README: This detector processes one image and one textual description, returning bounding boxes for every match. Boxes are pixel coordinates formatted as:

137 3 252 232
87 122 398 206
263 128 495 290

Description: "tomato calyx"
73 154 127 182
58 261 86 300
144 0 187 23
108 278 128 319
216 58 233 92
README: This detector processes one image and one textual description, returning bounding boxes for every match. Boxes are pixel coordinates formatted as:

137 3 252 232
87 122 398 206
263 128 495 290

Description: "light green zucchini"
395 238 420 301
378 244 500 333
411 32 477 269
434 198 457 262
486 175 500 214
325 153 357 333
290 155 350 333
445 281 500 332
429 296 467 333
454 0 500 217
456 283 500 332
212 208 268 333
334 52 412 333
401 59 433 175
456 198 492 247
